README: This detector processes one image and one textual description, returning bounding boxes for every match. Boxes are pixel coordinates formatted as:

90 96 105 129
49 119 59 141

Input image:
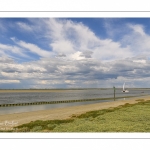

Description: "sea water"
0 88 149 114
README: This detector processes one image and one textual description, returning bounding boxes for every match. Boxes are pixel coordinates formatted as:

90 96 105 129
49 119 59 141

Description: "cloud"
8 19 147 62
128 24 145 36
12 39 54 58
0 54 150 88
43 18 133 61
0 80 20 83
1 18 150 88
0 43 29 59
80 50 93 58
0 20 7 32
0 56 14 63
121 23 150 57
56 53 66 57
16 22 33 32
50 40 75 54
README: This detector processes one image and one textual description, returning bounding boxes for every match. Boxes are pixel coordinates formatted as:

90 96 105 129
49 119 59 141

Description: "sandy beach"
0 95 150 128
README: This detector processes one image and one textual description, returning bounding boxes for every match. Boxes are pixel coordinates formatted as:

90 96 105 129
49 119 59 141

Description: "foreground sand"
0 95 150 128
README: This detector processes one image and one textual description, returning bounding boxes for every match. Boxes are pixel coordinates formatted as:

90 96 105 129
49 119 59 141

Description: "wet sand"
0 95 150 128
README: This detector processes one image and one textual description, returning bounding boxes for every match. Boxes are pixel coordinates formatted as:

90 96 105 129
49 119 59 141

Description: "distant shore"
0 95 150 129
0 88 149 93
0 89 75 93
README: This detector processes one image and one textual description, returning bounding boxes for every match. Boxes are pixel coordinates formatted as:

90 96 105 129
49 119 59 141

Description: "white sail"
122 82 129 92
123 82 125 91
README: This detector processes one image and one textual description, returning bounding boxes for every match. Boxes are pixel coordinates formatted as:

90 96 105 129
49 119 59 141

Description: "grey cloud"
2 68 20 73
0 57 14 63
56 53 66 57
80 51 93 58
1 56 150 88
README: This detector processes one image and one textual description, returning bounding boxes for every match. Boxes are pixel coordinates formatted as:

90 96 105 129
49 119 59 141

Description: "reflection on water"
0 89 114 104
0 88 149 114
0 99 112 115
0 88 149 104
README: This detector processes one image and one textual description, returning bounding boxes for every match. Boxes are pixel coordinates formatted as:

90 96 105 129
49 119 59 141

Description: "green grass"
3 99 150 132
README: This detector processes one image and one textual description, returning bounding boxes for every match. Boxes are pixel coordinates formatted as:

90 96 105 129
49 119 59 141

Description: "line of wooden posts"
0 98 112 107
0 87 116 107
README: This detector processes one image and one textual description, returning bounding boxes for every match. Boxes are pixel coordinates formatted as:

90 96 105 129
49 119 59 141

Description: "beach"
0 95 150 129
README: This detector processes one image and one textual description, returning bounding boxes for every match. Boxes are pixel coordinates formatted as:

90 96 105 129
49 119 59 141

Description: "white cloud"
0 43 28 58
92 40 132 61
50 40 75 54
121 23 150 57
36 80 48 85
0 80 20 83
69 51 85 60
15 40 54 58
128 24 145 36
65 80 75 84
16 22 33 32
43 18 133 61
133 60 146 63
2 19 150 88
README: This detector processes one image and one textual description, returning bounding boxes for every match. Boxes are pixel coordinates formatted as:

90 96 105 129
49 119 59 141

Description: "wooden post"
113 86 115 101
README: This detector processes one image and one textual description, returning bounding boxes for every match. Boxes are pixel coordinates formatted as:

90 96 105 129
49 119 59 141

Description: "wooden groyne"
0 95 142 107
0 98 114 107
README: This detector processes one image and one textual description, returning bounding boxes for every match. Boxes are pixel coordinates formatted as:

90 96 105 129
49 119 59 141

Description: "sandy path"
0 95 150 128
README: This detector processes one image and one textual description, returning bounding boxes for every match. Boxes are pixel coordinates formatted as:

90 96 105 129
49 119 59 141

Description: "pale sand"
0 95 150 128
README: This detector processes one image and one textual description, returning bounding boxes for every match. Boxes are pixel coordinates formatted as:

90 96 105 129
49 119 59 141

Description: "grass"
2 99 150 132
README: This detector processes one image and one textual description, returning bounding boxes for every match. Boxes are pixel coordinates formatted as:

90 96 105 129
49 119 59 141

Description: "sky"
0 18 150 89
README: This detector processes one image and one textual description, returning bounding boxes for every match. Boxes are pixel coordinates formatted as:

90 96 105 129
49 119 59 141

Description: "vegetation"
2 99 150 132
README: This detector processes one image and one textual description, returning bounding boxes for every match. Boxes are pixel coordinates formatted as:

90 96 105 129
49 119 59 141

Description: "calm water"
0 88 149 114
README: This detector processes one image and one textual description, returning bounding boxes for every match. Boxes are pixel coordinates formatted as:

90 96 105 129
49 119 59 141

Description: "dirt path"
0 95 149 128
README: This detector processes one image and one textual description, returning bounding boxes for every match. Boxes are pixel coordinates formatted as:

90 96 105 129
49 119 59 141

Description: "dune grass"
3 99 150 132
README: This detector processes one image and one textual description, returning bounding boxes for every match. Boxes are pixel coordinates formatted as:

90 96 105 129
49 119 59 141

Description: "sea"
0 88 149 114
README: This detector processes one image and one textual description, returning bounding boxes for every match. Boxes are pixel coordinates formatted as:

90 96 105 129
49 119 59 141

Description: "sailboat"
122 82 129 92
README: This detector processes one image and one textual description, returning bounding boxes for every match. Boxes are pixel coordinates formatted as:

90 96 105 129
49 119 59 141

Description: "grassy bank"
2 99 150 132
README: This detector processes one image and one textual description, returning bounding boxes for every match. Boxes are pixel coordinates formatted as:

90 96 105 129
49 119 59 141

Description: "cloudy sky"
0 18 150 89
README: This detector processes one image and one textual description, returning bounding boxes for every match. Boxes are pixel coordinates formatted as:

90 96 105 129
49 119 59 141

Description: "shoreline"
0 88 149 93
0 89 76 93
0 95 150 128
